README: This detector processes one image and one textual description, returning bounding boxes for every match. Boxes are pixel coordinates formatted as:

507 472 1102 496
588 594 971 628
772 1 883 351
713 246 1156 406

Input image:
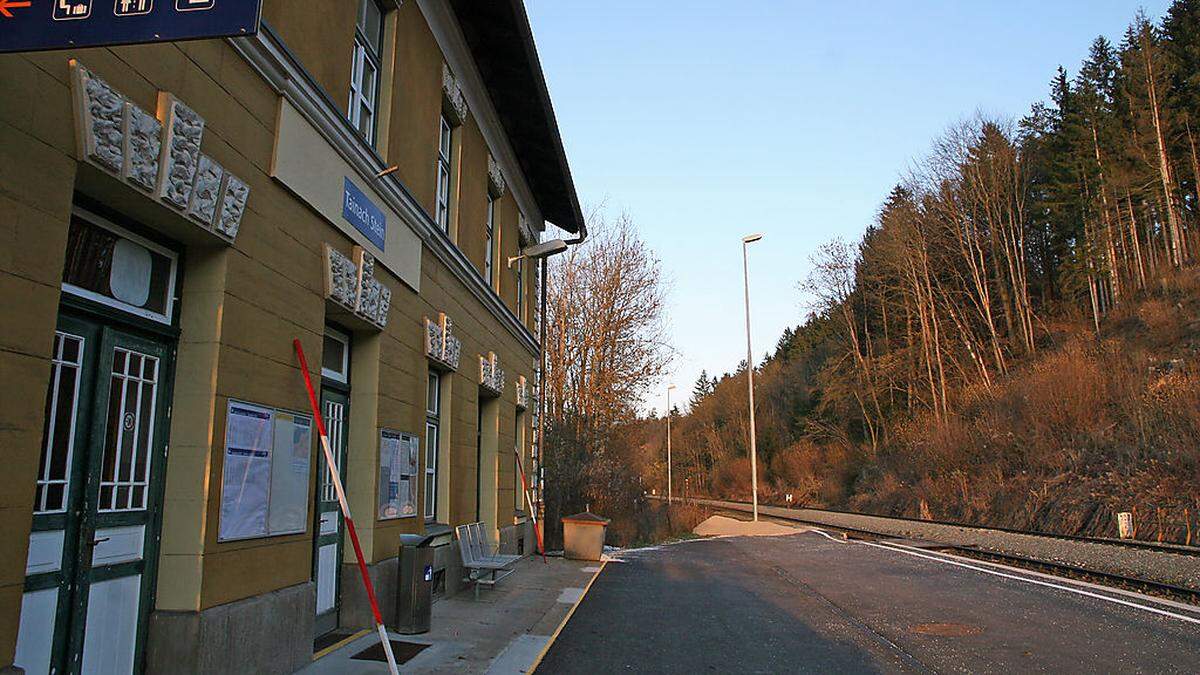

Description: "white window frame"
436 115 453 233
514 409 526 512
62 206 179 325
321 327 351 384
35 331 86 514
425 371 441 521
516 213 529 321
347 0 383 144
515 255 524 321
485 194 496 285
98 347 161 512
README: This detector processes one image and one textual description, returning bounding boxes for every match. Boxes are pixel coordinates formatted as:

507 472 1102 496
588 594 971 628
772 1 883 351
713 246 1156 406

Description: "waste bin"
397 533 437 634
562 512 610 561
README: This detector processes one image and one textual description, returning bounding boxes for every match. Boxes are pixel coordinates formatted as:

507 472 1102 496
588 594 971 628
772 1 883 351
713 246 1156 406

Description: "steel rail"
674 495 1200 557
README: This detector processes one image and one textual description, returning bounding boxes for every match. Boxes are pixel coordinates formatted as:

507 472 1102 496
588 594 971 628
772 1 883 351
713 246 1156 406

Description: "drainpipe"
564 219 588 246
535 219 583 531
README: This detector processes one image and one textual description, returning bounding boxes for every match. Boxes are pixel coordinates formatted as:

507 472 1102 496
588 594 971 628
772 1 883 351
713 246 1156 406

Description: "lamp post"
666 384 676 503
742 233 763 521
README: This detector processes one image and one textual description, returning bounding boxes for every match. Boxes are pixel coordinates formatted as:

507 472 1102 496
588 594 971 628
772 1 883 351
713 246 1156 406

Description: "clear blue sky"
525 0 1172 414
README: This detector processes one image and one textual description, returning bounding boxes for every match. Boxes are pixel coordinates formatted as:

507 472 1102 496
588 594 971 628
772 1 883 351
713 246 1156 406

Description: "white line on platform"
893 544 1200 616
809 529 848 544
800 529 1200 626
557 587 586 604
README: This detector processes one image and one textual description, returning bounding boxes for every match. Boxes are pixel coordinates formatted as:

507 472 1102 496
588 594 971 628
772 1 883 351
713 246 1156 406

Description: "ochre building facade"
0 1 582 672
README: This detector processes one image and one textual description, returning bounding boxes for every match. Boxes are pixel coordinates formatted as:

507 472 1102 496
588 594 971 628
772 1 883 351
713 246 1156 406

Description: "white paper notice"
379 429 418 519
219 402 274 540
268 412 312 536
403 434 418 516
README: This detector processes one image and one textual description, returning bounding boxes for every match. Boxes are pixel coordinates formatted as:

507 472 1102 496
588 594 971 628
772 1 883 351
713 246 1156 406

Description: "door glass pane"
321 399 345 503
62 215 175 322
426 373 439 416
321 333 346 380
358 103 373 138
424 473 435 519
425 423 437 468
361 60 376 100
35 332 85 514
439 117 452 157
424 422 437 519
99 347 159 512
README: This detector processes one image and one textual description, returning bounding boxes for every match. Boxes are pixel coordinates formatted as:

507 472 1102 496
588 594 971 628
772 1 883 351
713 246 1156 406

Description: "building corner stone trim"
323 244 392 330
69 60 250 244
487 154 506 197
442 63 469 124
425 312 462 371
516 375 529 410
479 352 505 396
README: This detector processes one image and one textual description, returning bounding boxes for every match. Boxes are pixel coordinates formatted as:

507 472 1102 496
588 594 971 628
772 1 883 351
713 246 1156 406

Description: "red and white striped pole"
514 448 547 562
294 339 399 675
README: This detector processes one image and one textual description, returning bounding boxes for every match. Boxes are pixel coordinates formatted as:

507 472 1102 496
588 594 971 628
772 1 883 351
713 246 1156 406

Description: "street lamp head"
742 233 764 244
507 239 569 268
667 384 677 391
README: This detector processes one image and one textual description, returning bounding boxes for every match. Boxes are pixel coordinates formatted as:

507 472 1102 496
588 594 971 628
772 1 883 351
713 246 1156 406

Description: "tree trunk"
1142 33 1184 267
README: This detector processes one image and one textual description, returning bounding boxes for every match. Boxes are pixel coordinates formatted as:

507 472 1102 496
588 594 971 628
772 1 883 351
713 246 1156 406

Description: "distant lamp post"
742 233 763 521
666 384 676 504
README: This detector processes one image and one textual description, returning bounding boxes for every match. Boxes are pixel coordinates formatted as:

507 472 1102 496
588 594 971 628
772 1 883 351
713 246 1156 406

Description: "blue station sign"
342 177 387 251
0 0 262 54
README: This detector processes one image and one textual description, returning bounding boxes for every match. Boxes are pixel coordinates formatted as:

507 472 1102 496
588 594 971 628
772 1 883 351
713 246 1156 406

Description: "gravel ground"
688 498 1200 591
692 514 803 537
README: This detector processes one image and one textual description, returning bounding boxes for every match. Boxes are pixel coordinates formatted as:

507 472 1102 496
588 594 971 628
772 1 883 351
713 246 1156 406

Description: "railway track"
685 496 1200 556
672 496 1200 605
795 502 1199 556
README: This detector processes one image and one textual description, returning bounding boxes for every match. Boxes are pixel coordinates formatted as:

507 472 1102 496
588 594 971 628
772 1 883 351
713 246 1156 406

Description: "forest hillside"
635 2 1200 545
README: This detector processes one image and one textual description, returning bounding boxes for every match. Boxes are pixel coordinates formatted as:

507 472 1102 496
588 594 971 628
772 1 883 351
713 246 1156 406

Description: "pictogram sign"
0 0 260 53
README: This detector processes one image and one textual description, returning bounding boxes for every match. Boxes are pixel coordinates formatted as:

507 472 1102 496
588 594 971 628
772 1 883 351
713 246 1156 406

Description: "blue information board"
342 177 387 251
0 0 262 54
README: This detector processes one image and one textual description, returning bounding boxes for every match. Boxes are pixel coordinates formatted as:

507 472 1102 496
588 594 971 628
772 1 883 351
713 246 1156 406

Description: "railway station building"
0 0 582 672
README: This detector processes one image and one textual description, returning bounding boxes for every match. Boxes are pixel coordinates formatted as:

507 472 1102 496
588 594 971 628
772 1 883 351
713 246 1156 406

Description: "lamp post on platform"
742 234 763 521
666 384 676 503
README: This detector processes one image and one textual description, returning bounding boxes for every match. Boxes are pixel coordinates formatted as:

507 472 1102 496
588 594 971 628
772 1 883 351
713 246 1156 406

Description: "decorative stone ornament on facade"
487 154 506 197
479 352 505 396
516 375 529 410
441 63 469 124
424 312 462 371
69 61 250 242
323 244 392 330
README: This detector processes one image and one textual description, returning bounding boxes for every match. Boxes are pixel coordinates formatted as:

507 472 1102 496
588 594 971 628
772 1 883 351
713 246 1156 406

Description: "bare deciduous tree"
541 210 673 542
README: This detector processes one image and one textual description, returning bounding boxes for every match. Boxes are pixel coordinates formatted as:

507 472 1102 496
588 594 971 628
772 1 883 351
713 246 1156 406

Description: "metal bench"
456 523 518 599
469 523 521 565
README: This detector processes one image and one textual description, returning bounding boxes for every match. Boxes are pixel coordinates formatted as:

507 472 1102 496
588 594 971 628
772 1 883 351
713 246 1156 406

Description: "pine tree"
1121 12 1187 268
690 370 713 407
1163 0 1200 229
1163 0 1200 119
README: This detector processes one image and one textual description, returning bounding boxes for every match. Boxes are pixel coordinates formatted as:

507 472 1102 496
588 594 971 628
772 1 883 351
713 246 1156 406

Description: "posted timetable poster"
219 401 313 541
378 429 419 519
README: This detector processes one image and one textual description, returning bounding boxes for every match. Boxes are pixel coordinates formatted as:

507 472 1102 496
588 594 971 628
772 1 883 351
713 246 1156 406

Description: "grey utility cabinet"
397 533 437 634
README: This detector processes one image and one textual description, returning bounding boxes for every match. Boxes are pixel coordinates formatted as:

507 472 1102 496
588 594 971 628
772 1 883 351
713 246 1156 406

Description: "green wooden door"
312 387 348 637
20 313 173 674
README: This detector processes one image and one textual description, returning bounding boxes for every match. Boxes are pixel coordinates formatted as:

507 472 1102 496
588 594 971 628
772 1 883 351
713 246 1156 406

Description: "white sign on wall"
271 99 422 291
219 401 313 541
